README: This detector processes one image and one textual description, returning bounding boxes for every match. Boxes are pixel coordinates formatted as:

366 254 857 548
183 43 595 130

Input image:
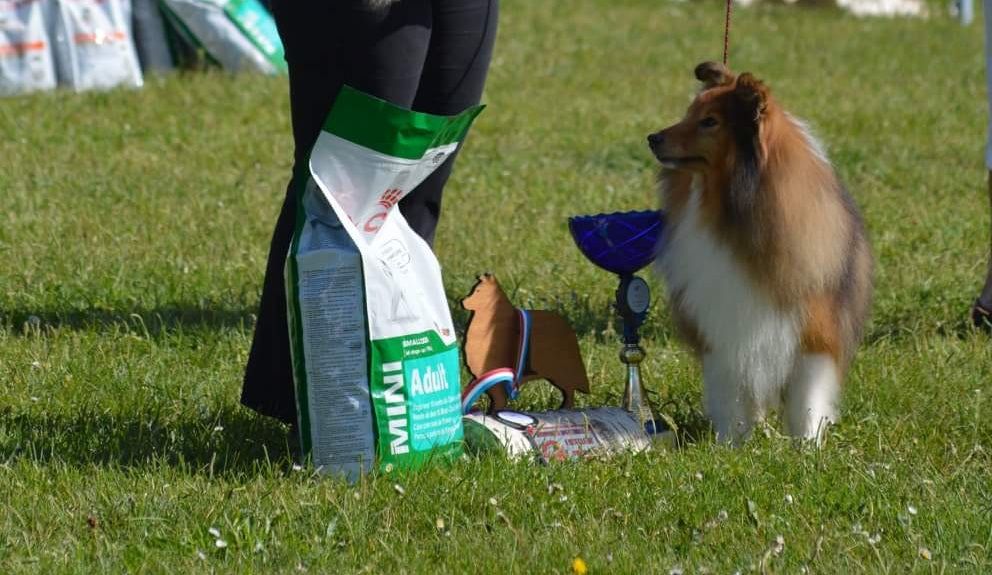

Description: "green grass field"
3 1 992 572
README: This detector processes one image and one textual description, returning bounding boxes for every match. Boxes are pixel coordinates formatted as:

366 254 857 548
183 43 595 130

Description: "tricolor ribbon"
461 309 531 414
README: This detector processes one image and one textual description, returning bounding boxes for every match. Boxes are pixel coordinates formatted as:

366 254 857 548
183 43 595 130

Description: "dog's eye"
699 117 719 128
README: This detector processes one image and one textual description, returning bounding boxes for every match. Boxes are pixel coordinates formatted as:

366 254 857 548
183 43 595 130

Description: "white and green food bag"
287 86 483 481
159 0 284 74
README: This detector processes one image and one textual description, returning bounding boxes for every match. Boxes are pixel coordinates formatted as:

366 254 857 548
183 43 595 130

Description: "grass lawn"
2 0 992 572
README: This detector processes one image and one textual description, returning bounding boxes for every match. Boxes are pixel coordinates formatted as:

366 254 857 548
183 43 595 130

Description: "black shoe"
972 299 992 333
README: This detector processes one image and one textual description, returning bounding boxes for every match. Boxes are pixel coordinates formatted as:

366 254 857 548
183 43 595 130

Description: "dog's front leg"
702 353 752 445
784 353 840 445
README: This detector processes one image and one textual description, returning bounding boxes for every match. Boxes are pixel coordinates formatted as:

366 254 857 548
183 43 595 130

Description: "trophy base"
463 407 672 461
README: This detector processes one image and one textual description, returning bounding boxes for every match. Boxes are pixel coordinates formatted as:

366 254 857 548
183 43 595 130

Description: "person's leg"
976 0 992 332
241 1 433 424
400 0 498 246
278 1 434 167
974 171 992 330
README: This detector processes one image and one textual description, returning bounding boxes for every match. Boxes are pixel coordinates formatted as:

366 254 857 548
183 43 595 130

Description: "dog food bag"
159 0 284 74
130 0 173 72
463 407 667 463
287 86 483 481
51 0 142 91
0 0 57 95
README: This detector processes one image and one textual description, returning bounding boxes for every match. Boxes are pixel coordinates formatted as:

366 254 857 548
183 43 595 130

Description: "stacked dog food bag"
1 0 59 95
50 0 143 91
1 0 285 96
159 0 285 74
287 86 483 481
2 0 144 94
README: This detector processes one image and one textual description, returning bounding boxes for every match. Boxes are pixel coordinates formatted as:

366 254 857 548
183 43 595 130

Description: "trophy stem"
620 343 654 427
616 273 654 428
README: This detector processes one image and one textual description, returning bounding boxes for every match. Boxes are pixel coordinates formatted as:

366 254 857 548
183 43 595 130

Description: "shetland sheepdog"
649 62 873 444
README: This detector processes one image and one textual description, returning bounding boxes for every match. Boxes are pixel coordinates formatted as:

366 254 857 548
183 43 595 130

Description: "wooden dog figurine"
461 273 591 411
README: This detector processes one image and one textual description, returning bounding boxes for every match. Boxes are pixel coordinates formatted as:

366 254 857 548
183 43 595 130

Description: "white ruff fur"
657 181 838 443
785 113 829 166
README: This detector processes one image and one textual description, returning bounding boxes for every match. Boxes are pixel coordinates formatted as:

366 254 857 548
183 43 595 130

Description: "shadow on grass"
6 297 612 342
0 404 296 476
647 389 712 447
1 303 257 338
6 290 634 344
862 315 987 345
0 392 718 474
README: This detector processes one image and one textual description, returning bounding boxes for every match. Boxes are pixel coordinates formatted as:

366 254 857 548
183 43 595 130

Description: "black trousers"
241 0 498 424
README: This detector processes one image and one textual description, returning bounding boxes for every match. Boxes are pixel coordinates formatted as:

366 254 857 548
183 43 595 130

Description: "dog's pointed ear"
733 73 769 124
695 61 734 89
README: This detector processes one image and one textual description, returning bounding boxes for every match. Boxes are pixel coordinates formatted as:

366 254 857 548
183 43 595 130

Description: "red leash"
723 0 733 66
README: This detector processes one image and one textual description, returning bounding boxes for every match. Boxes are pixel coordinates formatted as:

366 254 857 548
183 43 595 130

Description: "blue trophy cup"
568 210 665 428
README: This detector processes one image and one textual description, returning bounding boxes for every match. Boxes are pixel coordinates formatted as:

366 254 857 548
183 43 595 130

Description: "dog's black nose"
647 132 664 147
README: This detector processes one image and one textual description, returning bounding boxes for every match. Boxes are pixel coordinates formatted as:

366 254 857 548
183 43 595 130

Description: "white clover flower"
772 535 785 556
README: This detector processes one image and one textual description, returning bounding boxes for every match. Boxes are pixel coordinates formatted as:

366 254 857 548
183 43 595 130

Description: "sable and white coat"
649 63 873 444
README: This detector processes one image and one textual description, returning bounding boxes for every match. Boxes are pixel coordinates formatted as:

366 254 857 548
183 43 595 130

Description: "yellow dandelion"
572 556 588 575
